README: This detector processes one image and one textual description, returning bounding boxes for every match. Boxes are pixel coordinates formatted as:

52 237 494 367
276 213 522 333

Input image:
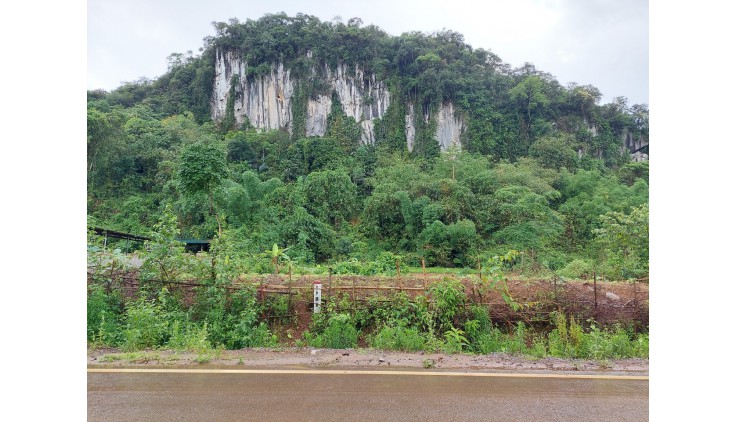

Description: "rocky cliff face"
405 103 416 152
211 50 294 132
305 95 331 137
435 103 465 150
404 103 465 152
211 49 464 150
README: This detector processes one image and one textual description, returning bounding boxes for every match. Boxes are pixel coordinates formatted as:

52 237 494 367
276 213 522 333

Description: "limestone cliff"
435 103 465 150
211 49 294 132
211 49 465 151
404 103 466 152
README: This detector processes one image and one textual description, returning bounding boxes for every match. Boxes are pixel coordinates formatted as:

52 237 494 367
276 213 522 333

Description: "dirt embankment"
87 347 648 376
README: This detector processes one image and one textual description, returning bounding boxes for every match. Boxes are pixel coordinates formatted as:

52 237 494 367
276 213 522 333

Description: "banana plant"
265 244 290 275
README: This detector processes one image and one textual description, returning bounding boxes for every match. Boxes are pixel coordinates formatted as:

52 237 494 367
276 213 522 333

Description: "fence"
88 263 649 330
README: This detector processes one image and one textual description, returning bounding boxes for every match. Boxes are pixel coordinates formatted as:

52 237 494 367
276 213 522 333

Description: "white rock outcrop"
404 103 466 151
305 95 331 137
211 50 247 122
211 49 465 149
327 64 390 129
435 103 465 150
211 50 294 132
241 63 294 132
405 103 416 152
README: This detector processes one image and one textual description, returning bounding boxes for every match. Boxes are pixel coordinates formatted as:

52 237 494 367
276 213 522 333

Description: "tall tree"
178 142 227 215
509 75 550 142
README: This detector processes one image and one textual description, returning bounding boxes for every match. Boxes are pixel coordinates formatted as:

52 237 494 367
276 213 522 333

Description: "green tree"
593 203 649 279
529 135 578 171
304 169 357 226
140 205 187 284
509 75 550 141
178 142 228 214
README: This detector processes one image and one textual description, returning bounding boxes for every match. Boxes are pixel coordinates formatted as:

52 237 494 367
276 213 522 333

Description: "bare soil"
87 347 648 375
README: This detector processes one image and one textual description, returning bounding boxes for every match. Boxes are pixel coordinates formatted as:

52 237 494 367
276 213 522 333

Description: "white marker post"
313 281 322 313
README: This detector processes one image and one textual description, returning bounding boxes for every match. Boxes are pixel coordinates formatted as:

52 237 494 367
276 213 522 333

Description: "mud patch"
88 347 648 376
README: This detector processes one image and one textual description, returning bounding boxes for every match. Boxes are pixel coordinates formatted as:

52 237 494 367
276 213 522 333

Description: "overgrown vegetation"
87 212 647 360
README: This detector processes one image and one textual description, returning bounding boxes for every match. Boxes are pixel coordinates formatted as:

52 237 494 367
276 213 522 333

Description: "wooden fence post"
421 257 427 290
352 277 356 315
287 265 293 313
328 268 332 302
396 259 401 292
477 256 482 281
593 272 598 314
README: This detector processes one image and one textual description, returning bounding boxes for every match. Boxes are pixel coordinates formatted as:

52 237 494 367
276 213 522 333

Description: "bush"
464 305 493 352
168 322 212 353
546 313 648 359
87 284 123 345
232 321 278 348
370 325 426 351
121 298 169 351
558 259 594 279
443 327 470 353
429 278 466 332
331 258 370 275
474 324 529 355
306 313 358 349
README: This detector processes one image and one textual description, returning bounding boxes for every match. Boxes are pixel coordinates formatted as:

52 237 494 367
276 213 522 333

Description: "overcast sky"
88 0 648 106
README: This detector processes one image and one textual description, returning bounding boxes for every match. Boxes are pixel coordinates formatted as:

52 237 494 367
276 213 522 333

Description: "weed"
306 314 358 349
168 322 212 353
530 337 548 359
370 325 426 352
423 359 435 369
429 278 466 332
443 327 469 353
98 354 124 363
195 353 212 364
121 298 169 352
598 359 612 369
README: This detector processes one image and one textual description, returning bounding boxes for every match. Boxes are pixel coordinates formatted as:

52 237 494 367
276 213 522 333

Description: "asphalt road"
88 369 648 421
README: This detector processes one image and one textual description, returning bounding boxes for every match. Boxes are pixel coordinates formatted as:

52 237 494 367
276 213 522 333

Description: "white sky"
87 0 649 106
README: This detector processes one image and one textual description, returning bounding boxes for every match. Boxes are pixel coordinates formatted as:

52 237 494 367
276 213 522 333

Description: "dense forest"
87 12 648 281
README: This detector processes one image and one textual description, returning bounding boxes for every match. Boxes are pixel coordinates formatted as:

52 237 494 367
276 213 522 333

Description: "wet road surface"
88 369 648 421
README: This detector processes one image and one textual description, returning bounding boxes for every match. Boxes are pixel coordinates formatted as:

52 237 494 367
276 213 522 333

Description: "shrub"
474 325 529 355
370 252 407 276
443 327 470 353
370 325 426 351
168 322 212 353
307 313 358 349
464 305 493 352
87 284 123 346
121 298 169 351
429 278 466 332
558 259 594 279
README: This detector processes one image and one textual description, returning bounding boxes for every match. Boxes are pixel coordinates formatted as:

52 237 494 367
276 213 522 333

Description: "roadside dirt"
87 347 648 375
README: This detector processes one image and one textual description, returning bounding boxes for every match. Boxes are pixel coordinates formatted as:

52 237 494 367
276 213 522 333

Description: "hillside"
87 12 648 280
